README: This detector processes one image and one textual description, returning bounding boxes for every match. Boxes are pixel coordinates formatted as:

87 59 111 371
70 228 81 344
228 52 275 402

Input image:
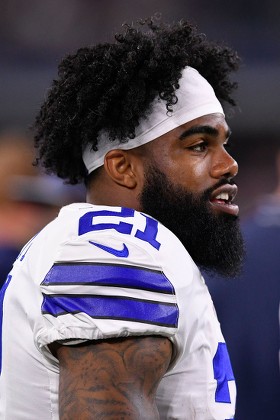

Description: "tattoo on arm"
57 335 172 419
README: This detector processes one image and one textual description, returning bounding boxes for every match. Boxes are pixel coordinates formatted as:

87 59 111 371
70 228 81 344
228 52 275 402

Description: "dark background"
1 0 280 215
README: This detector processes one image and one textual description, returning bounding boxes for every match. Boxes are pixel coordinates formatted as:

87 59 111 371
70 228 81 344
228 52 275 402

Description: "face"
138 113 244 277
141 113 239 217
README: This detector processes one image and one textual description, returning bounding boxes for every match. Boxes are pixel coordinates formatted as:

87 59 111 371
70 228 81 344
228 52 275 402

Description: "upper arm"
56 335 172 419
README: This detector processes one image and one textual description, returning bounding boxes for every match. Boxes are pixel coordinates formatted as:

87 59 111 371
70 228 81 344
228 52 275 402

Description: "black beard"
139 165 245 278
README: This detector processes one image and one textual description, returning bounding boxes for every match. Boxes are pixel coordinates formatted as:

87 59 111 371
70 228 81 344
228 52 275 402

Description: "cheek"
170 159 211 193
147 145 211 194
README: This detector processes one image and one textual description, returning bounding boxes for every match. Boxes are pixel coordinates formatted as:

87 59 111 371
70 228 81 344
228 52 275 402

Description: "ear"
104 149 138 189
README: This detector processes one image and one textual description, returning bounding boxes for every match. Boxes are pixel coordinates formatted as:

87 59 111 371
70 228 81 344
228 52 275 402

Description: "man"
0 18 244 419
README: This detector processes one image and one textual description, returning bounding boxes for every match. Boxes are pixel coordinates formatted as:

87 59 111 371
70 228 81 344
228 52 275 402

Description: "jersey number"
78 207 161 250
213 342 235 404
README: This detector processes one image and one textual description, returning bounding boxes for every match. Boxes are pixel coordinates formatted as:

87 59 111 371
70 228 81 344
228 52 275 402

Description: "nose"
211 149 238 180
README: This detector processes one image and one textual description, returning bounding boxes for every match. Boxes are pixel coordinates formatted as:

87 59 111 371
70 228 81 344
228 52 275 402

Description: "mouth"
209 184 239 216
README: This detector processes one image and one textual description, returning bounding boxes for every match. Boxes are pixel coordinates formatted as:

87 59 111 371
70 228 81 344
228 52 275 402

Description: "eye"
188 141 208 152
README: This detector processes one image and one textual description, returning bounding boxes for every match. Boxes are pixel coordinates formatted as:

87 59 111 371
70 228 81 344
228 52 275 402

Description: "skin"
87 113 238 214
142 113 237 197
56 336 172 419
55 112 238 419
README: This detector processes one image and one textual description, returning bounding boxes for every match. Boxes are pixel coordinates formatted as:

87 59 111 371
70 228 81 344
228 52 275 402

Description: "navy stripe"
42 294 178 328
42 263 174 294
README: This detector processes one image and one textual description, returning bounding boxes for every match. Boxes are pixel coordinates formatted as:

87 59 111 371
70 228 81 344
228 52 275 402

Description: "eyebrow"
178 125 232 140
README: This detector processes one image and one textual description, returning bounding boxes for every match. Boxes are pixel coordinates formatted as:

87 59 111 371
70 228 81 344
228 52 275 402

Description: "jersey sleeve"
35 217 179 355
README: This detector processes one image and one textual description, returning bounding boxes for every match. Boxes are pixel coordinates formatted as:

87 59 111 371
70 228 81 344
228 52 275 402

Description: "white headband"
83 66 224 173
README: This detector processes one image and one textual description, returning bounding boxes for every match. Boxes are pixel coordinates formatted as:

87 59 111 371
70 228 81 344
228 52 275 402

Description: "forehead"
164 112 228 140
145 112 229 152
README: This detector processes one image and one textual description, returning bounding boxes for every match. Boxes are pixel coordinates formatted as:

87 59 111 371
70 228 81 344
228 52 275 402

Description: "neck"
86 175 141 211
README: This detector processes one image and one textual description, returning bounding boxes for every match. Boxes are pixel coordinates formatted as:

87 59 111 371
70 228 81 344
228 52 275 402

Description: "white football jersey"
0 203 236 419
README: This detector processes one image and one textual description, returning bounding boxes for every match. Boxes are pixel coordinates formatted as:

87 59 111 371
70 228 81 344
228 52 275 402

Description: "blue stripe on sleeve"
42 263 174 294
42 294 178 328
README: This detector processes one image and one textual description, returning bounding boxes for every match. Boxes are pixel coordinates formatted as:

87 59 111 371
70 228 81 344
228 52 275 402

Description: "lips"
209 184 239 216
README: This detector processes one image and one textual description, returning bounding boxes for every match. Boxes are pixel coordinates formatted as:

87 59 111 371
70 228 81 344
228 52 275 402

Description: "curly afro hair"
33 17 240 184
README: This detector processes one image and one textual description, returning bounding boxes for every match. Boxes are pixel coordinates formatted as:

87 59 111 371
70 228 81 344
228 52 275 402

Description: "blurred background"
1 0 280 216
0 2 279 419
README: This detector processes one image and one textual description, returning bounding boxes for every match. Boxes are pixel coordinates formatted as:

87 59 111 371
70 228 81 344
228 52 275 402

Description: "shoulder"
54 204 198 297
55 203 187 262
37 205 197 344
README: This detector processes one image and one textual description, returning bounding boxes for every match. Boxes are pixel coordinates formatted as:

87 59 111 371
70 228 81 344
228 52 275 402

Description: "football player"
0 17 244 419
